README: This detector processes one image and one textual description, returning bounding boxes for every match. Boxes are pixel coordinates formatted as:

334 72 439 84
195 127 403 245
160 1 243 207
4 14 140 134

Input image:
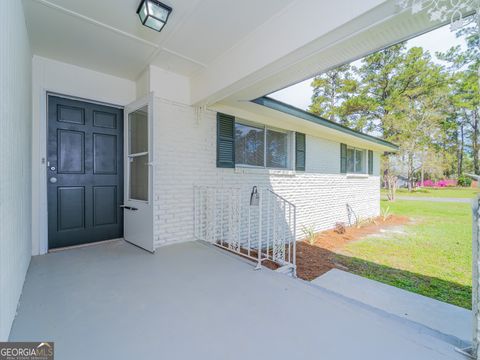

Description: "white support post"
473 195 480 359
458 195 480 359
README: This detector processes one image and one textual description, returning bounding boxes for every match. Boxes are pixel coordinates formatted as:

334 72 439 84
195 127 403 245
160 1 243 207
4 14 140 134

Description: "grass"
382 187 480 198
336 200 472 308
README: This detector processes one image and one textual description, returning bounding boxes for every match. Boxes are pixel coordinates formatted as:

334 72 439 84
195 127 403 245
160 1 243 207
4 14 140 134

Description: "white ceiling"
24 0 459 106
22 0 294 80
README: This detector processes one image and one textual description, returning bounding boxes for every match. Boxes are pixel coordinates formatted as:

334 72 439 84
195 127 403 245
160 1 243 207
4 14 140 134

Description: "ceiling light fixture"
137 0 172 32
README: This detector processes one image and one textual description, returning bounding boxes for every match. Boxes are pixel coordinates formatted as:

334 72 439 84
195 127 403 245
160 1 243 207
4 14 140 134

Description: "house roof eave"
252 96 399 151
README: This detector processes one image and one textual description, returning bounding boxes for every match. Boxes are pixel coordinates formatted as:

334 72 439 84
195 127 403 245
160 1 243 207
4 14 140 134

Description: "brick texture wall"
0 1 32 340
153 98 380 248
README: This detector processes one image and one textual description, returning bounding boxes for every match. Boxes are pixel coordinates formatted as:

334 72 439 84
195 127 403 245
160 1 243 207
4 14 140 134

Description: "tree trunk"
384 173 397 202
473 111 479 175
407 153 414 191
458 124 464 176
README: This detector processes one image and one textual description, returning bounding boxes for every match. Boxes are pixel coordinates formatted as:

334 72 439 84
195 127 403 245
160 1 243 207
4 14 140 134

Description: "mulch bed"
295 215 409 280
221 215 409 281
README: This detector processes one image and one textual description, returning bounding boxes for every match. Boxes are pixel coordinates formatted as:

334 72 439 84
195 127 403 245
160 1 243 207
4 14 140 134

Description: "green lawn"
335 200 472 308
382 187 480 198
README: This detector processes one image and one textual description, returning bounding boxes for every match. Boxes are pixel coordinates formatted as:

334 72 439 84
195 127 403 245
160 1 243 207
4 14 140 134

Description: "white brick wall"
152 98 380 248
0 1 32 340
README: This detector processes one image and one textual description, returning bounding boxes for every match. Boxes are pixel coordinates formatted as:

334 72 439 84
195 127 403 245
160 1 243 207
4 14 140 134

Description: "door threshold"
48 238 124 253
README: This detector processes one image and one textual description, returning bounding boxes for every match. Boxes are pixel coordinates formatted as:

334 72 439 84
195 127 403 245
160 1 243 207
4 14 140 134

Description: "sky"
269 24 467 110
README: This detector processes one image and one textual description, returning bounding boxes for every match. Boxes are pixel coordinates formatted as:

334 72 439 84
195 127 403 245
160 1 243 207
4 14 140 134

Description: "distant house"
396 175 411 188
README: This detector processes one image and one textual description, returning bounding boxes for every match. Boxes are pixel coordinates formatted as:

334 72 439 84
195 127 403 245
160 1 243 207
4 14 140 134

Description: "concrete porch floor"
10 240 466 360
312 269 471 346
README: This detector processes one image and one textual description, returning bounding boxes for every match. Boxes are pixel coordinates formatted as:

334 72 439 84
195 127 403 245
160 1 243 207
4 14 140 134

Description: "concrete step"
274 264 295 276
311 269 472 347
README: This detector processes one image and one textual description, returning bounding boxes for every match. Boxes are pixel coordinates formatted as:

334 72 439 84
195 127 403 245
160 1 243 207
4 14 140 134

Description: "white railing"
194 186 296 276
471 196 480 359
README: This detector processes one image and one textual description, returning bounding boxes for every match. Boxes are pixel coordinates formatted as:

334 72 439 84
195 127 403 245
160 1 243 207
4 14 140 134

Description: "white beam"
190 0 386 105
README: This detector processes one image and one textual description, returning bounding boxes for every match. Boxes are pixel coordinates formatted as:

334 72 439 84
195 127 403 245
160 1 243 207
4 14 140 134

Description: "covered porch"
10 240 465 360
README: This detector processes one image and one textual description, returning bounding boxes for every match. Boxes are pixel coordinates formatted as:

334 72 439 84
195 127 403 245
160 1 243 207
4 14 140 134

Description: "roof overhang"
210 97 398 153
193 2 473 106
253 97 398 151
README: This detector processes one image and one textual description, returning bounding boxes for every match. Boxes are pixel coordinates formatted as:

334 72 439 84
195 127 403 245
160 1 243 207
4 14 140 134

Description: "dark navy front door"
47 95 124 249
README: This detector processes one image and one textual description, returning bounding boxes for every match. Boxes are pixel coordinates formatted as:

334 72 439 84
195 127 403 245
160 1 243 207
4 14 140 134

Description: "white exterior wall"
152 98 380 248
149 66 191 105
0 1 32 340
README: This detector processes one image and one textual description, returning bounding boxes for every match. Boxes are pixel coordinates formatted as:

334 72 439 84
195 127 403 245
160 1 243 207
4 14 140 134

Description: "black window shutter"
217 113 235 168
295 133 306 171
340 143 347 173
368 150 374 175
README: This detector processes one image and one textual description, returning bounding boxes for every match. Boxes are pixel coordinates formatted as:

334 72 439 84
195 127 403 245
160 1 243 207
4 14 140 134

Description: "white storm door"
123 95 154 252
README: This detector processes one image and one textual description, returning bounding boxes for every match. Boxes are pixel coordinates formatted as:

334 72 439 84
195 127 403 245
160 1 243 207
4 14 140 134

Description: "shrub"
436 180 447 187
421 179 435 187
381 206 391 221
417 179 457 188
301 225 317 245
457 175 472 187
445 179 457 187
355 217 374 228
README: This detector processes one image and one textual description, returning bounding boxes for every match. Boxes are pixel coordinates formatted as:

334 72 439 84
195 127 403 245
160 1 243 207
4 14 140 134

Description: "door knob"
49 177 57 184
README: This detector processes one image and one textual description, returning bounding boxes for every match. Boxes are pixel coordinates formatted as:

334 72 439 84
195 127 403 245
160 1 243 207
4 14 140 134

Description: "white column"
473 196 480 359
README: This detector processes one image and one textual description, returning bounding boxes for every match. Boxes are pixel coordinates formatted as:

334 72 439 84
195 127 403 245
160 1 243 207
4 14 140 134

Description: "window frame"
127 105 150 203
233 121 265 168
234 119 293 170
346 145 368 174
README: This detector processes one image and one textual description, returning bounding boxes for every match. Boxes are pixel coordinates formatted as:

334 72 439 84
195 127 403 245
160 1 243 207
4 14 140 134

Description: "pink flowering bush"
420 179 435 187
416 179 457 188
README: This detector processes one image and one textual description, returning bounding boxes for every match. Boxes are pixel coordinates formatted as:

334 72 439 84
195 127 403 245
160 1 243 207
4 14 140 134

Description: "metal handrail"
194 185 296 276
266 188 295 207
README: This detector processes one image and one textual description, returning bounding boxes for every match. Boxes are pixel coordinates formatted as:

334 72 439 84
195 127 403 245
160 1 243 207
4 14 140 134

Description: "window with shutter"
342 144 369 174
368 150 374 175
295 133 306 171
340 143 347 173
216 113 235 168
